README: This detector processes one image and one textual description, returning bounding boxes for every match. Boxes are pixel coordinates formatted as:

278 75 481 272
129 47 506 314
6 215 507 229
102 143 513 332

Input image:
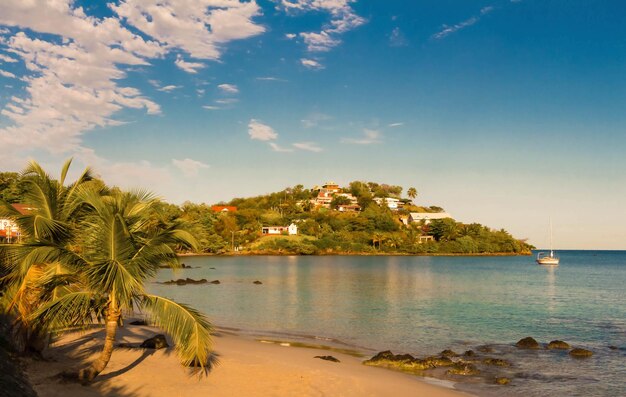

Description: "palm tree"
33 189 212 382
0 159 95 354
407 187 418 201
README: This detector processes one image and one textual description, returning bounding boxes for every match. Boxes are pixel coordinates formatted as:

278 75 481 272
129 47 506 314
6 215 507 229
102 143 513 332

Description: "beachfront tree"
0 159 95 354
407 187 418 201
32 189 212 382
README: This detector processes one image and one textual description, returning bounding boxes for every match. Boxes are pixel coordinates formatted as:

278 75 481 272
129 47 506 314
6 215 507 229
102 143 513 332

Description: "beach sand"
25 324 471 397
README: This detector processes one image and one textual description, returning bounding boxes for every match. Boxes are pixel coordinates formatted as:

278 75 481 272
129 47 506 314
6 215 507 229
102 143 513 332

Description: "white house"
374 197 400 210
261 223 298 236
409 212 452 225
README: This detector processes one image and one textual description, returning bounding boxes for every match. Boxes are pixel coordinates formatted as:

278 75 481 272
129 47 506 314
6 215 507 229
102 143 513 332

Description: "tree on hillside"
330 195 352 210
407 187 418 201
0 172 28 204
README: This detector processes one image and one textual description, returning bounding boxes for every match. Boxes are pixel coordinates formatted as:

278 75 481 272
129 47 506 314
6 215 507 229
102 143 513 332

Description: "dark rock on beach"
463 350 476 357
495 377 511 385
162 278 208 285
446 362 480 376
315 355 340 363
516 337 541 349
482 358 511 367
140 334 169 349
210 279 221 284
364 351 455 372
547 340 570 350
253 280 263 285
569 348 593 358
440 349 458 357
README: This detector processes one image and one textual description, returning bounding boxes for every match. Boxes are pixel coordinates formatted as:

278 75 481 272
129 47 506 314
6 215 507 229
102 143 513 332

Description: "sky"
0 0 625 250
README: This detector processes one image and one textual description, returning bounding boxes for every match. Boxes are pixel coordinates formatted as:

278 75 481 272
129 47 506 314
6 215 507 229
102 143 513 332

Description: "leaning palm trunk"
78 304 121 382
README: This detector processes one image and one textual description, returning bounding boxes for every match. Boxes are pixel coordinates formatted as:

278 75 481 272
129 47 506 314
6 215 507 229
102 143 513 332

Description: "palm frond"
141 294 213 374
31 291 104 331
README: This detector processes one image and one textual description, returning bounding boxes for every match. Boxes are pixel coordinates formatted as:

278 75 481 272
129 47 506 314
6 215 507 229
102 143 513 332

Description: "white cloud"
111 0 265 60
388 122 404 127
215 98 238 104
299 31 340 52
433 6 495 40
293 141 322 152
202 105 220 110
256 76 286 82
248 119 278 141
341 129 382 145
389 27 408 47
285 33 296 39
218 83 239 94
280 0 365 53
301 58 324 69
0 0 264 163
0 69 16 78
172 158 210 177
158 85 181 92
301 112 331 128
175 56 204 74
269 142 293 152
0 53 18 63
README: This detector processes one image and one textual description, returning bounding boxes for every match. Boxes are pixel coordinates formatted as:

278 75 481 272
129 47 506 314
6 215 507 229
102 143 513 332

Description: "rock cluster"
140 334 169 349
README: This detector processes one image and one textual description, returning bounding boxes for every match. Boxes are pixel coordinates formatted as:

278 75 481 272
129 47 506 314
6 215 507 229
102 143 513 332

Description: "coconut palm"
407 187 418 201
0 159 95 354
32 189 212 382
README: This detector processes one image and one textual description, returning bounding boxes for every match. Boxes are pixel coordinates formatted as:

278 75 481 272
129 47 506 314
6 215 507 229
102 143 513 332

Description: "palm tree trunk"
78 305 121 382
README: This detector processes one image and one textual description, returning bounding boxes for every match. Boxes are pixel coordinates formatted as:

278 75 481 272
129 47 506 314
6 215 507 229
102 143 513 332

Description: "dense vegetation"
1 172 533 256
0 162 213 382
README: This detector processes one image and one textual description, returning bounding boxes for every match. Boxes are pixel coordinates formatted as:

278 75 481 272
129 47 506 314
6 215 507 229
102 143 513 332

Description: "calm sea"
148 251 625 396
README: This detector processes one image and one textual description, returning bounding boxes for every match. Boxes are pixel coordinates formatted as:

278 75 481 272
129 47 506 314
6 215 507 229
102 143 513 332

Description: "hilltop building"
211 205 237 213
261 223 298 236
408 212 452 224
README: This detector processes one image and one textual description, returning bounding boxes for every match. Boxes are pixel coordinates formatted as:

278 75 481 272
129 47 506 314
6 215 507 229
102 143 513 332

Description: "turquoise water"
148 251 625 396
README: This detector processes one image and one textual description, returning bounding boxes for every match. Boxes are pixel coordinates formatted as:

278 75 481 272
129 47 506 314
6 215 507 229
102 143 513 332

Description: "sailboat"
536 219 559 266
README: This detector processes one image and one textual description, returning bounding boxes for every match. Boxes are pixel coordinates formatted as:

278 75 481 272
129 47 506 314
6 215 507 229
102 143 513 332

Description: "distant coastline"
178 251 532 257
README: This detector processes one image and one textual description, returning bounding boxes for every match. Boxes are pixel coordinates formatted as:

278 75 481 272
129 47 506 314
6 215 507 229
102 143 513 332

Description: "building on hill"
409 212 453 224
374 197 401 210
0 204 34 243
211 205 237 213
261 223 298 236
321 181 340 193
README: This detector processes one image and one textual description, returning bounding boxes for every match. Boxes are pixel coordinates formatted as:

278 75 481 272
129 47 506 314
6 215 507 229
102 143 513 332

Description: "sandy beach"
24 323 470 397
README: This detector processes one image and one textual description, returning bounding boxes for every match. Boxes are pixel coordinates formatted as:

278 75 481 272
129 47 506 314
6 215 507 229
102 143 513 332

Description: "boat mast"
549 217 554 257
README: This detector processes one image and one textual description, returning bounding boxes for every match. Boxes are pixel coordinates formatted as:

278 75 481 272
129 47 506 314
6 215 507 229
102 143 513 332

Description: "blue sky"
1 0 625 249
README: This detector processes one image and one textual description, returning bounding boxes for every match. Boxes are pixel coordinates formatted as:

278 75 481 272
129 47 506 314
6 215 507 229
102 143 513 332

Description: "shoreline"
25 322 473 397
178 251 532 257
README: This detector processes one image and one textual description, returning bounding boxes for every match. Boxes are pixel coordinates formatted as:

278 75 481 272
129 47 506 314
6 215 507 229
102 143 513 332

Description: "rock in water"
463 350 476 357
440 349 458 357
253 280 263 285
495 377 511 385
483 358 511 367
569 348 593 358
210 280 221 284
140 334 169 349
547 340 570 350
516 337 540 349
314 355 340 363
446 362 480 376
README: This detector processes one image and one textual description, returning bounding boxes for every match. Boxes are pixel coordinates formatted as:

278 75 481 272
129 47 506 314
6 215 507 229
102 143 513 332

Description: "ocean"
148 251 625 396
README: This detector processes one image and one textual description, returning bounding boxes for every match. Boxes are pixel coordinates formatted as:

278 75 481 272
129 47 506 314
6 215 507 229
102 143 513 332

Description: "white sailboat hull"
536 257 560 266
